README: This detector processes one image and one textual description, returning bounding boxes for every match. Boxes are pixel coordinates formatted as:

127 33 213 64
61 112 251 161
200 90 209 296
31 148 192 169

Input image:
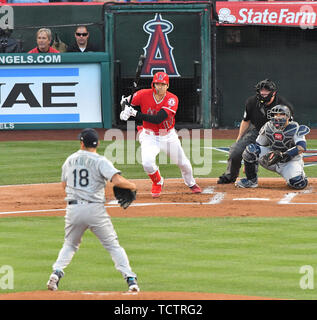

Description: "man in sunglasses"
67 26 98 52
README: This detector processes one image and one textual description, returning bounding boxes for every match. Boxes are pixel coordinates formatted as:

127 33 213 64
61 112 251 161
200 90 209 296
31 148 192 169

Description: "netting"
216 24 317 128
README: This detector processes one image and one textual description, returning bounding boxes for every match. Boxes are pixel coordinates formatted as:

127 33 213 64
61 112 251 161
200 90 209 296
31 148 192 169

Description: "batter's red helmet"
151 72 169 90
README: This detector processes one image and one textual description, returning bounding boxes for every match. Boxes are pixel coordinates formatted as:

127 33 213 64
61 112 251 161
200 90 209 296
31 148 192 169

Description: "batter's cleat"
47 270 64 291
235 177 258 188
190 184 202 193
151 178 164 198
217 174 236 184
127 277 140 292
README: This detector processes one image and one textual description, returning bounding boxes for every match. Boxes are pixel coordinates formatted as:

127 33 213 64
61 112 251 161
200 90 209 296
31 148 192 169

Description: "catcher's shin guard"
244 161 258 181
288 175 308 190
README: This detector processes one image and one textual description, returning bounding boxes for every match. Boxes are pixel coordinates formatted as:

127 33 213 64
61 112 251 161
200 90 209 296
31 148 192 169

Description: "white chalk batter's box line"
0 186 316 216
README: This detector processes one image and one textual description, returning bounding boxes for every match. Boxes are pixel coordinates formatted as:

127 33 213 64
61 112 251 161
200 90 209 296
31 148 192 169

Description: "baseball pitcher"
119 71 201 198
47 128 139 292
235 105 310 189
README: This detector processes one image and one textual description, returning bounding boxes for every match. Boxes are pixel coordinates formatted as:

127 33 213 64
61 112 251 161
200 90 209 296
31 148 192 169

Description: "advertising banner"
216 1 317 28
0 63 102 127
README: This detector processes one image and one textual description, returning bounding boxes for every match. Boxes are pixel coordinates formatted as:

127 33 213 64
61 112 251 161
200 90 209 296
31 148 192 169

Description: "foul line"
0 201 223 216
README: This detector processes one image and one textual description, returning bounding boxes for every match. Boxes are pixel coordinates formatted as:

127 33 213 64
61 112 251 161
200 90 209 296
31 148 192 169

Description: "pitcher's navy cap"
78 128 99 148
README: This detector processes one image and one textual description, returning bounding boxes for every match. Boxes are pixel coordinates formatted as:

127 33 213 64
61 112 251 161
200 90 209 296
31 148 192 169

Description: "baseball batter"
119 71 201 198
236 105 310 189
47 128 139 292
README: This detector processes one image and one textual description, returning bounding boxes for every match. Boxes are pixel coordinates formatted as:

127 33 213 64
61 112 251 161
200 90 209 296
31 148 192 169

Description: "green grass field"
0 139 316 299
1 216 317 299
0 139 316 185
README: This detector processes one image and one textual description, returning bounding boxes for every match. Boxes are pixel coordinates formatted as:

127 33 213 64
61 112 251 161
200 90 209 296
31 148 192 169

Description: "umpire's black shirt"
243 94 294 132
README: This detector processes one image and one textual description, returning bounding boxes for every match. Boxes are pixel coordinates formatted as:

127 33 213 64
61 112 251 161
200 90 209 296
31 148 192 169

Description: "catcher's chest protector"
264 122 299 152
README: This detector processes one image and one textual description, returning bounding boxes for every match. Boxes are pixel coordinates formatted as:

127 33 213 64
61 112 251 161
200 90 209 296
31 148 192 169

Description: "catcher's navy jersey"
61 150 120 202
256 121 308 157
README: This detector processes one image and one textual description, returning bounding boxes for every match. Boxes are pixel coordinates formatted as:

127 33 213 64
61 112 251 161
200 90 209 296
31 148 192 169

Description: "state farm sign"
216 1 317 27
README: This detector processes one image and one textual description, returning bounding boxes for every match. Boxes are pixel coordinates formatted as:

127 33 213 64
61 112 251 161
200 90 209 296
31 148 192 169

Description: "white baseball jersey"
61 150 120 203
52 149 137 281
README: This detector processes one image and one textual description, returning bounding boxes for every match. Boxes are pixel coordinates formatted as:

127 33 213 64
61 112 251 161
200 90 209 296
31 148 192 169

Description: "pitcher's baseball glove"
113 186 136 209
261 150 283 167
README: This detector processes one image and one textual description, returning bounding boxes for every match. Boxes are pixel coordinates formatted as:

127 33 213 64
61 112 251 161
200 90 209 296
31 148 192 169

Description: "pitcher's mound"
0 290 280 300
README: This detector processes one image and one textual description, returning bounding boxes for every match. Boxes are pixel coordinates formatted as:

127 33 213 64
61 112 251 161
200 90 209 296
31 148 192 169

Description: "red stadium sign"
216 1 317 27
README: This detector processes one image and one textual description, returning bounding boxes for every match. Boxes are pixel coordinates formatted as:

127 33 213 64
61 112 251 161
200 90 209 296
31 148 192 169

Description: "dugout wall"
105 2 212 129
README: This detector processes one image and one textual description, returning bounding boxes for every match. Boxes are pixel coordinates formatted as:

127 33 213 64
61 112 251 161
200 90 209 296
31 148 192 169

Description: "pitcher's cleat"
127 277 140 292
47 270 64 291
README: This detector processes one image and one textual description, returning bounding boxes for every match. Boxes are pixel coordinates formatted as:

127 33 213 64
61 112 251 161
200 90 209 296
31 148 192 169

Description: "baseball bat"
124 54 146 109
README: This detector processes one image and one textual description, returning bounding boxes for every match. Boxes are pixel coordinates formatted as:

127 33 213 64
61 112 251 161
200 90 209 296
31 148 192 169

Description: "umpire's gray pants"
224 127 259 180
52 203 137 280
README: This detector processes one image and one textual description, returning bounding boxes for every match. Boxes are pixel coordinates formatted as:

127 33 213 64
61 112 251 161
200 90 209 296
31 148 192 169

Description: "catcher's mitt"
261 150 283 167
113 186 136 209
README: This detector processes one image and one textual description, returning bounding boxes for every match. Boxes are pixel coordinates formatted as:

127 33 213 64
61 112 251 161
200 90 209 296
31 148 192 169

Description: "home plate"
233 198 270 201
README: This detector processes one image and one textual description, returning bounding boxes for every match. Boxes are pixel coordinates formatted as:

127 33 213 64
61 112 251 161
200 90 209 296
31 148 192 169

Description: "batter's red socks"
148 171 164 198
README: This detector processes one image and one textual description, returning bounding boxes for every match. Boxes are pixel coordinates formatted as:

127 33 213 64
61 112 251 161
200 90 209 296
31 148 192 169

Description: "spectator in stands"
0 29 22 53
7 0 49 3
28 28 60 53
94 0 170 2
67 26 98 52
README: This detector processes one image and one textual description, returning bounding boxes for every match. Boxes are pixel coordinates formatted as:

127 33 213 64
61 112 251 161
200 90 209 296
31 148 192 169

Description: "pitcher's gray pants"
52 202 137 280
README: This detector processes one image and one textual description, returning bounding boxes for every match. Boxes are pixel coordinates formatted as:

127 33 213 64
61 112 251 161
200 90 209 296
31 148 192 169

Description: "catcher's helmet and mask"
151 71 169 94
267 105 291 130
255 79 277 105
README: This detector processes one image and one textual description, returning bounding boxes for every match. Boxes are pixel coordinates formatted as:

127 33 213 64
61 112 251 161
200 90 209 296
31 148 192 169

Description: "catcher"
47 128 139 292
235 105 310 189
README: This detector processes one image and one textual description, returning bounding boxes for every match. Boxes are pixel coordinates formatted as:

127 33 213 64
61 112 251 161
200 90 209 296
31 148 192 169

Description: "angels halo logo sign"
142 14 180 78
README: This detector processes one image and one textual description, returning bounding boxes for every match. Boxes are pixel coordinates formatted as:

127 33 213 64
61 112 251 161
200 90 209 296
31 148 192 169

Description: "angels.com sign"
216 1 317 28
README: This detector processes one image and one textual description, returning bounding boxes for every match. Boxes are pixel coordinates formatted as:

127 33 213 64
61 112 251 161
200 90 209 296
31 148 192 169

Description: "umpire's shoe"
127 277 140 292
47 270 64 291
235 177 258 188
217 174 236 184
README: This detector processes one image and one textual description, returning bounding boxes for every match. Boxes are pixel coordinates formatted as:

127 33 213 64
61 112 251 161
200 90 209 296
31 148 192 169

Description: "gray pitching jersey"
61 150 120 203
256 121 309 161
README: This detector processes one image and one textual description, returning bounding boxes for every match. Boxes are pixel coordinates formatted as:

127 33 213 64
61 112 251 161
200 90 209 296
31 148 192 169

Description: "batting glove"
120 109 130 121
120 95 131 108
127 106 137 117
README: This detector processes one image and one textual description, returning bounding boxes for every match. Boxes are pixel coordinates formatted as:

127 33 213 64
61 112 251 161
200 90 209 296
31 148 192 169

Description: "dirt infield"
0 290 280 300
0 178 316 218
0 177 316 300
